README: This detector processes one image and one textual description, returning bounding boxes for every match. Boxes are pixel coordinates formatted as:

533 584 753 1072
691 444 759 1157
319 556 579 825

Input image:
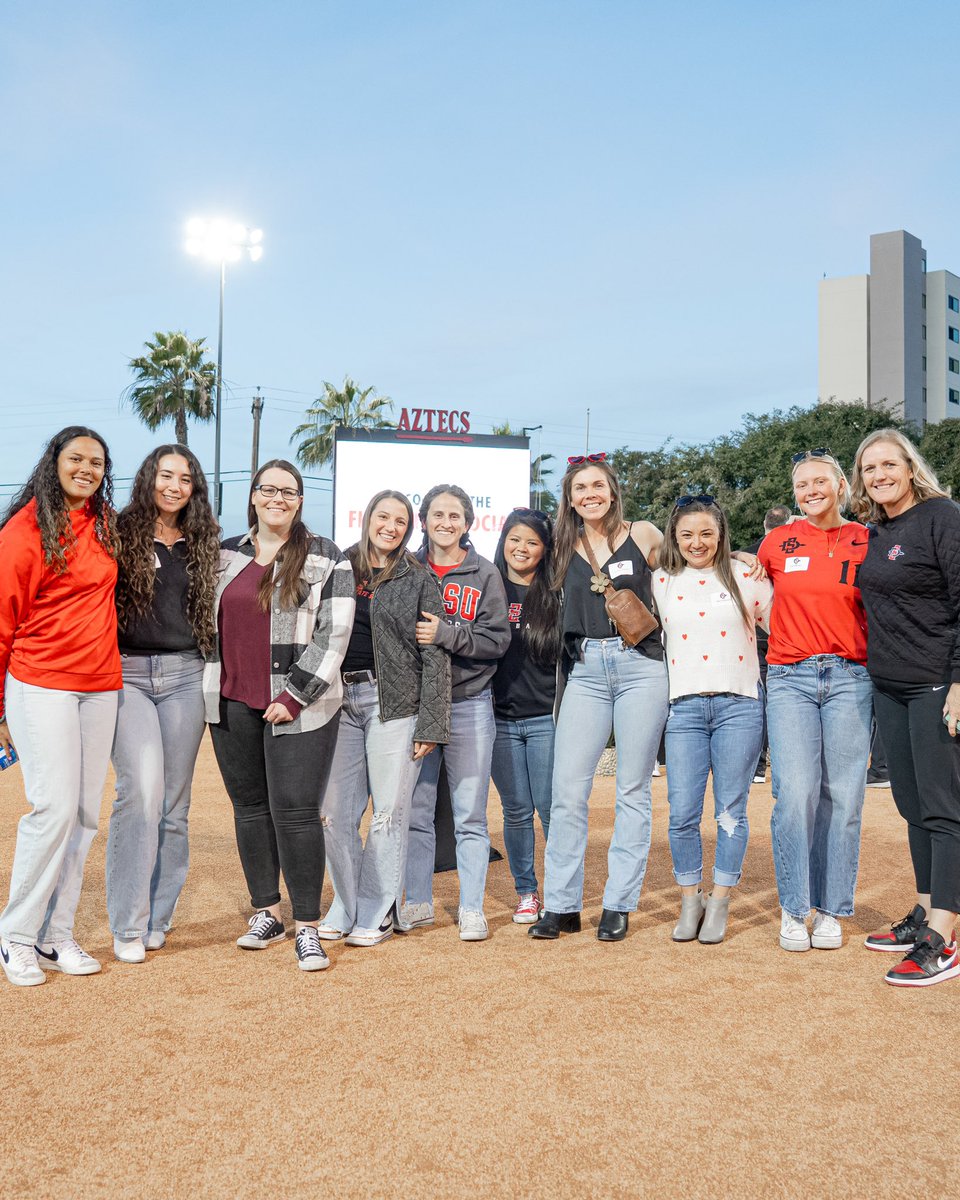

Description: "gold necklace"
826 523 844 558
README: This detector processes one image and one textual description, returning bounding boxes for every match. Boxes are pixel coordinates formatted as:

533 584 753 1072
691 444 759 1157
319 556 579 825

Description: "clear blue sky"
3 0 959 533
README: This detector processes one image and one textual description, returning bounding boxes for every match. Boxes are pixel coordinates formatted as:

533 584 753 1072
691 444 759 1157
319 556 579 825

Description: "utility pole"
523 424 543 509
251 387 264 479
585 407 590 454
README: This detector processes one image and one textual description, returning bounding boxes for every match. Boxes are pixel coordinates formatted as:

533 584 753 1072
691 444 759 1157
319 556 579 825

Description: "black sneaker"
885 928 960 987
295 927 330 971
237 910 286 949
864 903 926 953
865 770 891 788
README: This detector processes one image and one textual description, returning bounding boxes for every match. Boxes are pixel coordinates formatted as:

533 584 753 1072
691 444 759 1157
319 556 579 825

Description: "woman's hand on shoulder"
732 551 767 582
629 520 663 568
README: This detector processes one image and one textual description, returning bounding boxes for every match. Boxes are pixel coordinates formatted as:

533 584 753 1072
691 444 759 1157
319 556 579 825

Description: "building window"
922 293 927 309
950 295 960 312
923 356 927 371
950 327 960 343
950 389 960 405
923 325 927 340
951 358 960 374
923 388 927 404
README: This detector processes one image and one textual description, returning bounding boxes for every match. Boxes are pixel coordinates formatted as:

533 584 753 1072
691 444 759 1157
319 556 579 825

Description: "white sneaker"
113 937 146 964
779 910 811 952
35 939 102 975
0 937 45 986
144 931 166 951
458 908 488 942
811 911 843 950
399 901 434 930
316 920 347 941
345 914 394 947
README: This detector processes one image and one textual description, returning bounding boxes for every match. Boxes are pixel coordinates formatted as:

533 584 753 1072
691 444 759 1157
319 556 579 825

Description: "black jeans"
872 676 960 914
211 699 340 922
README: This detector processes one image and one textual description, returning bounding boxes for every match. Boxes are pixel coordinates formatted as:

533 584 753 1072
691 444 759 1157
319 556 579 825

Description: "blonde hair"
790 451 851 513
849 428 949 523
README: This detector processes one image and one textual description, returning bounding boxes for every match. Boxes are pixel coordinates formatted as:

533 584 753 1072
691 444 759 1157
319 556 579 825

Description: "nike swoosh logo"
34 945 58 961
851 540 868 546
933 686 946 692
0 946 8 965
937 955 956 969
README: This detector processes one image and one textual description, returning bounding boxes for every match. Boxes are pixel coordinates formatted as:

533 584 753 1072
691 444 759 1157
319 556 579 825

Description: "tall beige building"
819 230 960 428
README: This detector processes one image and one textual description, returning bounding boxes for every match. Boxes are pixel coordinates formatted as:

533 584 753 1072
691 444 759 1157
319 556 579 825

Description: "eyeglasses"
254 484 301 501
675 494 718 509
791 447 834 464
567 452 607 466
512 506 549 520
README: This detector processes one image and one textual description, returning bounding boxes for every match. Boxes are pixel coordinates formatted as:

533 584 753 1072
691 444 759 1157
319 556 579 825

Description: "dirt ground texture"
2 741 959 1200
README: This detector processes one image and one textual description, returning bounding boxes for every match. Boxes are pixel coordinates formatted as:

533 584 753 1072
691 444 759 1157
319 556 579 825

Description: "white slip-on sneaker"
398 902 434 930
144 931 166 951
316 921 347 942
1 937 45 987
458 908 489 942
811 911 843 950
35 939 102 975
779 910 811 952
113 937 146 964
345 914 394 947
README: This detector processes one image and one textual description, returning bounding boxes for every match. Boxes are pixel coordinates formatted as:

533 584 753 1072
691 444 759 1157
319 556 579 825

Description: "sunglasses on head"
675 494 718 509
791 447 834 464
567 452 607 466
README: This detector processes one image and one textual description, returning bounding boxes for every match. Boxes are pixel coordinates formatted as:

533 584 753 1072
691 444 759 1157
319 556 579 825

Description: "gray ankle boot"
698 893 731 943
672 891 705 941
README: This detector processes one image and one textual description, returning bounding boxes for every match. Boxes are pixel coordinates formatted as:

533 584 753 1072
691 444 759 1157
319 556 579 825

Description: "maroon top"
218 559 301 716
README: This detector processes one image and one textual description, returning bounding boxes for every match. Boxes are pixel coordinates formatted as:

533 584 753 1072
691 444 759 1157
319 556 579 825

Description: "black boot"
597 909 629 941
528 911 582 939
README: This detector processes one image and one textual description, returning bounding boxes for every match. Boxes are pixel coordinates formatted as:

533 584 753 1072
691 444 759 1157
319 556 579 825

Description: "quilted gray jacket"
364 555 452 745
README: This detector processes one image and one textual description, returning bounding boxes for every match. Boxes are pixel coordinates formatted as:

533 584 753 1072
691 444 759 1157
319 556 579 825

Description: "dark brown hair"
658 499 751 630
115 444 221 656
248 459 312 613
1 425 118 572
493 509 561 665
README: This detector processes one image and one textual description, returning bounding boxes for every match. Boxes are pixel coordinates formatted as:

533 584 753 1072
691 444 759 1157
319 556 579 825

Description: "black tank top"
562 532 663 661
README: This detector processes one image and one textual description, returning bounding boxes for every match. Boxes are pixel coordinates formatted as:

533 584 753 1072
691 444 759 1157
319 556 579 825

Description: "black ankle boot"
597 909 629 941
528 911 582 939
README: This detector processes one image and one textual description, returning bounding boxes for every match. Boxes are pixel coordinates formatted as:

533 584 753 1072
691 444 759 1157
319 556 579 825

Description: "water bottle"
0 743 18 770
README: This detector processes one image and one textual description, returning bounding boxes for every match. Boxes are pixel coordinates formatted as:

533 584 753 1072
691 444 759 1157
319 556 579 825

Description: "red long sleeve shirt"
0 499 122 719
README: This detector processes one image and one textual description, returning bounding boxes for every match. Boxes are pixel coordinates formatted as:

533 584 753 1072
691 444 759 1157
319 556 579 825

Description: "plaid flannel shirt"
203 531 356 734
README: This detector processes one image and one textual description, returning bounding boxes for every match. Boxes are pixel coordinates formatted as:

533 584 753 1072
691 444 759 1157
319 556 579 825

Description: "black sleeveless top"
562 533 663 661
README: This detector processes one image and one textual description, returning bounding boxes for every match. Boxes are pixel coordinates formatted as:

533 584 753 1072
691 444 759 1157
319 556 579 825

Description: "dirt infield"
2 741 958 1200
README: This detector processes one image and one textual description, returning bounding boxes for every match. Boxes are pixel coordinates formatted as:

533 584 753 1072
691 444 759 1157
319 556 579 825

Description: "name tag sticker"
154 553 162 569
784 557 810 573
710 591 732 606
608 560 634 579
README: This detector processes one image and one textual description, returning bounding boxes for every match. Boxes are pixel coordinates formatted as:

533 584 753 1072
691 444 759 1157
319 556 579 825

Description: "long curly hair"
493 509 561 666
115 445 221 656
0 426 118 572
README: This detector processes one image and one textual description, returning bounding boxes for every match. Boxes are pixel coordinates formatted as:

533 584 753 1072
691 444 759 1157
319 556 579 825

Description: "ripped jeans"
320 679 420 933
664 691 764 887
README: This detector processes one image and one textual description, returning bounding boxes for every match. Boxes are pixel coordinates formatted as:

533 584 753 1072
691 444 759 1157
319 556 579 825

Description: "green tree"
124 331 217 446
918 418 960 495
491 422 557 513
291 377 394 468
613 402 907 548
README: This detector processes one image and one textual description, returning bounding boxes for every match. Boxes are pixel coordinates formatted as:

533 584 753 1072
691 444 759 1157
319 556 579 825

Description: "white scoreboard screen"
333 427 531 561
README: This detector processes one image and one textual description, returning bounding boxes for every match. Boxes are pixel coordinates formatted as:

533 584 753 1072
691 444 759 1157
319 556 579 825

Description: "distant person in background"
760 450 872 955
404 484 511 943
205 460 355 973
107 445 220 964
491 508 560 923
0 427 121 987
319 490 450 948
743 505 792 785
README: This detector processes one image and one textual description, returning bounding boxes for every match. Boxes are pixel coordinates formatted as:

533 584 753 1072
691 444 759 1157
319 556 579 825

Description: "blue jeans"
406 690 495 913
0 676 117 945
321 679 420 932
491 714 555 894
665 692 764 887
767 656 873 918
543 639 668 913
106 652 206 940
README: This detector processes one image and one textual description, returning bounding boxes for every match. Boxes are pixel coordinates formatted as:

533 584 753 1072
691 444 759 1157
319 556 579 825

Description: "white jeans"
0 675 118 945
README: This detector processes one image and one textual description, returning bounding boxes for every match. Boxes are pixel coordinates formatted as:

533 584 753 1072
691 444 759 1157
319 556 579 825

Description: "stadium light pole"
184 218 264 515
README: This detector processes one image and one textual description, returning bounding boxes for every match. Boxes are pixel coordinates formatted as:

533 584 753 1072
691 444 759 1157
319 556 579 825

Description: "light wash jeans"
767 656 873 918
665 692 764 887
106 651 206 940
406 690 494 913
0 675 117 945
321 679 420 932
543 639 668 914
491 714 554 894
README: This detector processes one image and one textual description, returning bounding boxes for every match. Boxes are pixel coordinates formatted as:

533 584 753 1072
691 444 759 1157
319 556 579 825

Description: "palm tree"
492 422 557 513
291 377 394 468
124 331 217 446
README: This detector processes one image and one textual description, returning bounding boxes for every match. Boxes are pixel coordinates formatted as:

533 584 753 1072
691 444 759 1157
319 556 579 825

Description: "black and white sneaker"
885 928 960 987
295 927 330 971
864 903 926 953
236 910 286 950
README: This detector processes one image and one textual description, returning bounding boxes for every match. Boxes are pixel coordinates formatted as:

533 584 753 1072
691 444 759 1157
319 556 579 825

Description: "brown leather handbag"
580 533 659 647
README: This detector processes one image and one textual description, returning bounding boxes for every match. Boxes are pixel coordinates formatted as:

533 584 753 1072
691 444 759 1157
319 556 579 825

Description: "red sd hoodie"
0 499 121 720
